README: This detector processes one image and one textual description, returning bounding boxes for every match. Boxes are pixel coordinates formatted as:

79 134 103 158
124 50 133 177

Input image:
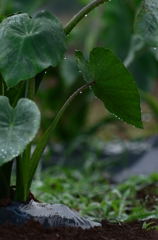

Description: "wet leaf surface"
76 47 143 128
0 96 40 165
0 11 67 87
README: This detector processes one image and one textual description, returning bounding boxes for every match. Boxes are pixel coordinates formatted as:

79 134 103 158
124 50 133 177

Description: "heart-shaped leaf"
134 0 158 47
75 47 143 129
0 11 67 87
0 96 40 166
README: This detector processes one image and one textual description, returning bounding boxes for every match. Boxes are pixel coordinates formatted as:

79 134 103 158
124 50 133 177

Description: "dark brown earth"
1 185 158 240
0 218 158 240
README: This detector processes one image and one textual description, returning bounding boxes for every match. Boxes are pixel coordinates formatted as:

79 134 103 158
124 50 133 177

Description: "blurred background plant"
6 0 158 221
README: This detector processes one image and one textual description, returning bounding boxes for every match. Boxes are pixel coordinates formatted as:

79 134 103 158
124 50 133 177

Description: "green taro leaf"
0 11 67 87
75 47 143 128
134 0 158 47
0 96 40 166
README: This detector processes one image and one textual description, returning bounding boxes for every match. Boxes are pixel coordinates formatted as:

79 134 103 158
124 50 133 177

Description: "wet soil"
1 184 158 240
0 218 158 240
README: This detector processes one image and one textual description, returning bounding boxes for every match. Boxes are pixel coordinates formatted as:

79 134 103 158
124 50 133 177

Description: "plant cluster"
1 0 156 203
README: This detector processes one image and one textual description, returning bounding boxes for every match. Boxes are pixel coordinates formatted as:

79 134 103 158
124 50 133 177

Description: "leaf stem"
28 81 96 189
50 81 96 130
14 78 35 201
12 81 26 108
0 167 10 199
29 78 35 101
1 82 4 96
64 0 108 35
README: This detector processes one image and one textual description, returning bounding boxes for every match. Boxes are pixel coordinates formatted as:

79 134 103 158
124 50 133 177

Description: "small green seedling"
1 0 155 202
142 221 158 231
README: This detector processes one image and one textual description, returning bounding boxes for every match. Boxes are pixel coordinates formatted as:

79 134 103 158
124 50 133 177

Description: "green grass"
30 158 158 223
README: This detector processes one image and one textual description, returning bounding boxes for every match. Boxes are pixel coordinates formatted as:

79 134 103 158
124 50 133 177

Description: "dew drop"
64 57 66 60
80 91 82 94
85 14 87 17
45 71 47 74
79 71 81 73
89 86 91 89
154 48 156 50
95 96 97 98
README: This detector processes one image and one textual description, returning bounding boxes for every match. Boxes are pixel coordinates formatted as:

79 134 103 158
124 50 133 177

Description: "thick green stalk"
0 160 13 199
14 155 27 201
64 0 108 35
28 81 96 190
14 78 35 201
0 167 10 199
12 81 26 108
1 161 13 188
0 77 4 95
29 78 35 101
2 83 4 95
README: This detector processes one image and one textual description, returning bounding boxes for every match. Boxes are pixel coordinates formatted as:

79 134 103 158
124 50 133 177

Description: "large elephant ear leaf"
134 0 158 47
0 11 67 87
75 47 143 129
0 96 41 166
